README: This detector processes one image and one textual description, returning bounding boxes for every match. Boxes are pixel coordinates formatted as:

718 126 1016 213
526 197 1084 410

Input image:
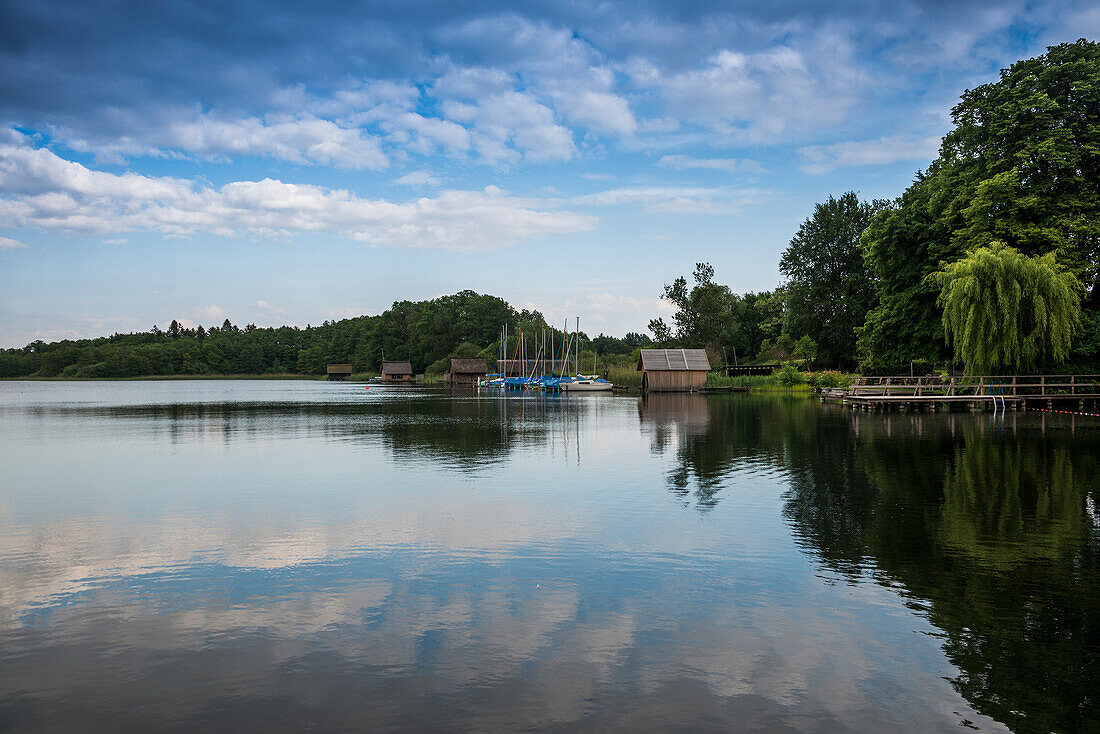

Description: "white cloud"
797 134 943 174
523 292 674 335
575 186 766 214
0 130 596 251
102 238 128 245
0 236 28 249
62 114 388 170
581 173 615 181
658 155 760 173
191 305 228 323
312 80 420 125
433 67 515 100
581 293 674 325
386 113 471 156
442 91 576 163
393 170 442 187
634 38 867 144
550 89 637 137
255 300 271 308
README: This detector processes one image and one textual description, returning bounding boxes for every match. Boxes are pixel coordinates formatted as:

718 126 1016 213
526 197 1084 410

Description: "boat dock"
820 375 1100 412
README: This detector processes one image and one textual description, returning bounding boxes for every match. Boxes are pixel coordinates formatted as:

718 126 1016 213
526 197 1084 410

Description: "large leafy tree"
730 289 785 363
653 263 742 350
780 192 884 369
931 242 1082 374
861 39 1100 371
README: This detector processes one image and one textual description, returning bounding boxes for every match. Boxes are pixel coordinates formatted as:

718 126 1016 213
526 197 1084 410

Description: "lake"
1 380 1097 732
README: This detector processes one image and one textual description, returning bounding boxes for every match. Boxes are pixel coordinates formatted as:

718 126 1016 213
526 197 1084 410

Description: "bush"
807 370 850 389
776 362 805 386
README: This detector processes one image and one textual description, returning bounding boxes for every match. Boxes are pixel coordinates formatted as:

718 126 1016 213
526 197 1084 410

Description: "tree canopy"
932 242 1082 374
860 39 1100 372
780 192 884 369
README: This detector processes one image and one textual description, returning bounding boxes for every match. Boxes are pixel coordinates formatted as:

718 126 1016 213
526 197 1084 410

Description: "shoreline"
1 374 815 395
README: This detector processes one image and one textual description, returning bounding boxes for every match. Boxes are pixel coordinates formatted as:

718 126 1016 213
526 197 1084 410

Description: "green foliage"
656 262 743 350
732 289 785 362
931 242 1083 374
0 291 546 379
806 370 851 389
1071 309 1100 367
780 192 884 368
756 333 816 365
775 361 805 386
591 332 650 355
861 39 1100 371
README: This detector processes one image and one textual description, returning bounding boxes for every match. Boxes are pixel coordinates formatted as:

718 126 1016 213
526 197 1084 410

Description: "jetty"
820 375 1100 412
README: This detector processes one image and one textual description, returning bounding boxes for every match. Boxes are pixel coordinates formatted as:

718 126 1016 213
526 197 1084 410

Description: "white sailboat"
560 378 613 393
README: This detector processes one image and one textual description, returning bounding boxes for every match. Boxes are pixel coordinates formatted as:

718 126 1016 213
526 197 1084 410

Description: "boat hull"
559 381 613 392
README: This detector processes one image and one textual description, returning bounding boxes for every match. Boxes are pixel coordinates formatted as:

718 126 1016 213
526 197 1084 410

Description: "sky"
1 0 1098 347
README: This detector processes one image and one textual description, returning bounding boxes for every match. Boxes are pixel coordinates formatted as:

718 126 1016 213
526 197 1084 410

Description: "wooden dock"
820 375 1100 412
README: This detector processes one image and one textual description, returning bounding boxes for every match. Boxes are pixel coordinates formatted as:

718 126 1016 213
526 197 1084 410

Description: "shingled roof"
449 358 487 374
381 360 413 375
636 349 711 371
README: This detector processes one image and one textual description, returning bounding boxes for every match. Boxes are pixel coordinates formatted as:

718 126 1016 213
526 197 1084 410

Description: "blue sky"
1 0 1097 346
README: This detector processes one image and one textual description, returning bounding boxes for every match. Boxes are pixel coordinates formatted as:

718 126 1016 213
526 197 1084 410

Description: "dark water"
1 381 1098 733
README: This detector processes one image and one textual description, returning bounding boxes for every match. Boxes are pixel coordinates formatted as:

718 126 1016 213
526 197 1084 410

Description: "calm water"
1 381 1098 733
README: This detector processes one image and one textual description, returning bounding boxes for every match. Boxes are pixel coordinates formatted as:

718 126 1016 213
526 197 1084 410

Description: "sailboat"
560 378 612 392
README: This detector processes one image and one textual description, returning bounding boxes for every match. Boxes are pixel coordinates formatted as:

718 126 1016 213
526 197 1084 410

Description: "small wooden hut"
447 358 488 384
381 360 413 382
637 349 711 392
326 364 353 381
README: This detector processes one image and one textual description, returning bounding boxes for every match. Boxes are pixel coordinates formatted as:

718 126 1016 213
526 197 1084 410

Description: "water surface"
1 380 1097 732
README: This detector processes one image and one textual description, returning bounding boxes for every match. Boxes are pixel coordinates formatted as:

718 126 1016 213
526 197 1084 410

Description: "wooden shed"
381 360 414 382
326 364 353 381
637 349 711 392
447 358 488 384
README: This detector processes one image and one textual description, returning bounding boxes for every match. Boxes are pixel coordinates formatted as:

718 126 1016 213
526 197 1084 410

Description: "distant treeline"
0 290 653 379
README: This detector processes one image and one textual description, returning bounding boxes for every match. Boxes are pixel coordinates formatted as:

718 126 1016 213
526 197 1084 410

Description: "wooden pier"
820 375 1100 412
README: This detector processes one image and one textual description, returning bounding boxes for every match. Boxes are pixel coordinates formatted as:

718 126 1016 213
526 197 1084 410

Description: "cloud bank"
0 131 596 251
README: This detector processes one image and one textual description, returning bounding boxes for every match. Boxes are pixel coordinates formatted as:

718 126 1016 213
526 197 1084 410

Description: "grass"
606 365 642 388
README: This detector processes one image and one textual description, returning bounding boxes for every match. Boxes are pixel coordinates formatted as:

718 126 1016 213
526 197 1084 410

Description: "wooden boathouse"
638 349 711 392
326 364 353 381
380 360 414 383
447 358 487 384
820 374 1100 412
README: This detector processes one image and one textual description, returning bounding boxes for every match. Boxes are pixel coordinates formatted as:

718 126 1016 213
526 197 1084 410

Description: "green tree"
780 192 883 369
733 290 785 362
861 39 1100 371
647 318 674 347
931 242 1082 374
658 263 741 349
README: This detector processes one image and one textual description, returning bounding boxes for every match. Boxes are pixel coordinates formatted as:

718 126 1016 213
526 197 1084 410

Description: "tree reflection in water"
641 394 1099 730
780 409 1100 733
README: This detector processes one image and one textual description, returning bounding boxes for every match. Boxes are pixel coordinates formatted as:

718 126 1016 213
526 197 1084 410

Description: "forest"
0 290 656 379
3 40 1099 378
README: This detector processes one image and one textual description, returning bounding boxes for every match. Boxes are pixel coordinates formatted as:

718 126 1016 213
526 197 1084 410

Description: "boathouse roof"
326 364 353 375
381 360 413 375
637 349 711 372
449 358 487 374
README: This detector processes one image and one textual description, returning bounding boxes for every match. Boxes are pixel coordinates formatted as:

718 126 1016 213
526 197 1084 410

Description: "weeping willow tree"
931 242 1082 374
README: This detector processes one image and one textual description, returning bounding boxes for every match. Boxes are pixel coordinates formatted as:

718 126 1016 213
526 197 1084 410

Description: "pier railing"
835 375 1100 399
